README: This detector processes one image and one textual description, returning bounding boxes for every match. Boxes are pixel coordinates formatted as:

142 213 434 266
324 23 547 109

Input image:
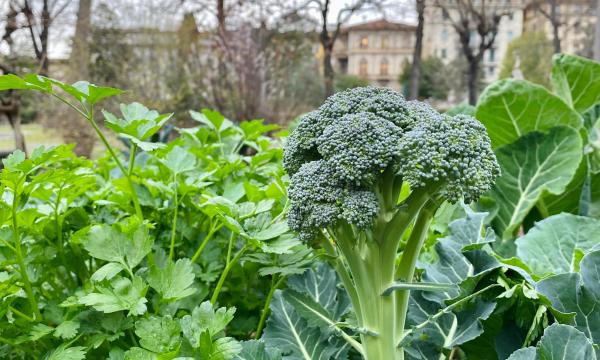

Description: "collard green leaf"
506 323 597 360
489 127 582 239
134 316 181 354
476 79 582 148
551 53 600 113
536 250 600 356
516 213 600 276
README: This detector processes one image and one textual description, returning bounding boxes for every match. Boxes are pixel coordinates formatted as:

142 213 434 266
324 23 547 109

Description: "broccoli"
283 87 499 360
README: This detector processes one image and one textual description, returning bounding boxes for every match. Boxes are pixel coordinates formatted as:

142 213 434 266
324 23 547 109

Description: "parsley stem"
255 274 285 339
11 180 42 321
210 243 247 305
9 305 34 322
191 223 222 263
169 174 179 261
86 108 143 218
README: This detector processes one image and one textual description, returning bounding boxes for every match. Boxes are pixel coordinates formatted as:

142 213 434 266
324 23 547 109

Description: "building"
422 1 525 83
523 0 597 56
332 19 416 90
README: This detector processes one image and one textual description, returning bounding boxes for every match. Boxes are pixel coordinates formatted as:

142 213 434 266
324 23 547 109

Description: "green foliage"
399 57 450 100
334 74 370 93
1 53 600 360
499 32 554 88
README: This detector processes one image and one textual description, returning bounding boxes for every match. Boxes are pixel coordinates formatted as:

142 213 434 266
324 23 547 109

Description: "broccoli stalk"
284 87 499 360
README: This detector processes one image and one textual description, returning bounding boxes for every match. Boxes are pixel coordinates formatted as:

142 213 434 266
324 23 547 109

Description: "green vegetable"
283 87 500 359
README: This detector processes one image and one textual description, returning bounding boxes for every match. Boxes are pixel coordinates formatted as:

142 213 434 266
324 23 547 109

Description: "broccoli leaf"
234 340 281 360
262 291 349 360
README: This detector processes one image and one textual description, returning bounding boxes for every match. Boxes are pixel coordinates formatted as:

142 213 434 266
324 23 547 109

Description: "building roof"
341 19 416 33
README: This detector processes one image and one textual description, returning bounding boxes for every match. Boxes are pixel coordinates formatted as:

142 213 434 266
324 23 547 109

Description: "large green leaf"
551 53 600 114
262 291 349 360
489 127 582 239
234 341 281 360
516 213 600 277
536 250 600 356
506 323 596 360
134 316 181 354
476 79 582 148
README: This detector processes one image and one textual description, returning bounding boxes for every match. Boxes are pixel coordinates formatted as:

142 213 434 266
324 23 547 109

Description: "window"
441 29 448 41
359 58 368 76
380 58 389 75
442 9 449 20
507 12 513 21
360 36 369 49
381 35 389 49
488 48 496 62
488 66 495 76
507 31 513 41
441 48 447 59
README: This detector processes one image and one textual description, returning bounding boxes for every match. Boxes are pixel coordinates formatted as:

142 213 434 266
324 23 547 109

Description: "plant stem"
128 143 137 176
9 305 35 322
84 106 143 218
210 243 247 305
397 284 501 346
394 205 434 347
191 223 221 263
11 184 42 321
255 275 284 339
169 174 179 261
320 233 362 323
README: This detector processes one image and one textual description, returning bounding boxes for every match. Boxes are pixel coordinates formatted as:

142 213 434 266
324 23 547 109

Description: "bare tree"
595 0 600 60
0 0 72 154
434 0 512 105
533 0 561 53
408 0 425 100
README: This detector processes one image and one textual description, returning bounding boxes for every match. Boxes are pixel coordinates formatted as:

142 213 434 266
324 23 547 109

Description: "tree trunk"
8 112 26 154
323 45 334 97
550 0 561 53
71 0 91 79
467 59 479 105
39 0 50 75
408 0 425 100
64 0 95 157
594 0 600 61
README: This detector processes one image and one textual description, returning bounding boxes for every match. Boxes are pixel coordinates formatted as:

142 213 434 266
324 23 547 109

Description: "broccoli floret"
283 87 500 360
317 112 402 185
284 87 499 241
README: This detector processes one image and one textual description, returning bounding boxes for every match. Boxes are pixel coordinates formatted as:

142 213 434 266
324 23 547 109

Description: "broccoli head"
284 87 499 241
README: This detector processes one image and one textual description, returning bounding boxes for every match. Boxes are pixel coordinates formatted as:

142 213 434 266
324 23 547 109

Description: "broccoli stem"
330 184 439 360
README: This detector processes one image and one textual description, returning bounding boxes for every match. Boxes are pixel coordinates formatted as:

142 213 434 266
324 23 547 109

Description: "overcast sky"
1 0 416 59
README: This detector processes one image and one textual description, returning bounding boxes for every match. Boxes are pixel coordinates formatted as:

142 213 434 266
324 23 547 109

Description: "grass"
0 123 63 152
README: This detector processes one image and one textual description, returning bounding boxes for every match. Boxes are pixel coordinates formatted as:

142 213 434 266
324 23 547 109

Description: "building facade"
332 20 416 90
422 1 525 83
334 1 596 92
